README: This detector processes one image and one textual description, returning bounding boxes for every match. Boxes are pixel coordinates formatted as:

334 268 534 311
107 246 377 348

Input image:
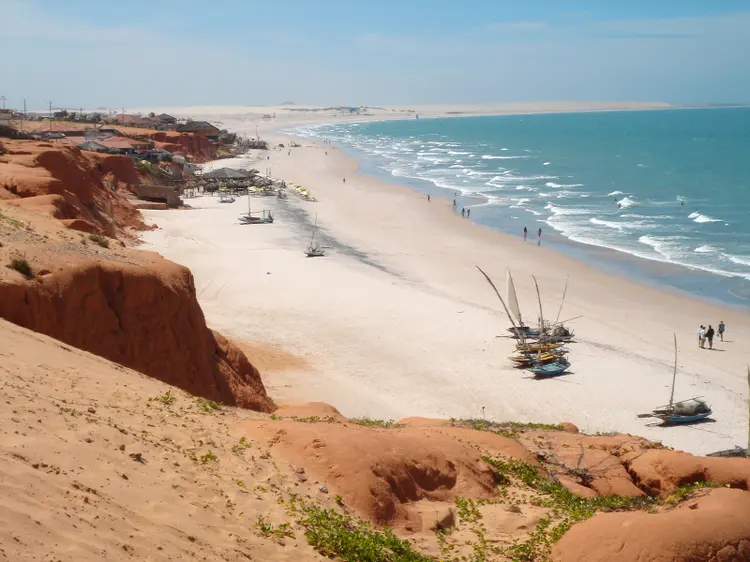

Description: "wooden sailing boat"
505 269 537 336
638 335 712 424
476 266 569 374
525 275 571 377
305 214 325 257
239 192 273 224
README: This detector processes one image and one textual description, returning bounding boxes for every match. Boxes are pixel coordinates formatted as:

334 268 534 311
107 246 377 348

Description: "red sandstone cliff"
0 140 147 237
0 214 272 412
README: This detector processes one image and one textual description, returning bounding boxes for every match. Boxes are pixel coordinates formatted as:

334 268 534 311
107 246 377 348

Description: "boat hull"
526 360 571 377
239 217 274 225
654 411 712 424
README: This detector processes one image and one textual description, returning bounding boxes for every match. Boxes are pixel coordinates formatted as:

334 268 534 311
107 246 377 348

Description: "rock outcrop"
244 418 538 529
551 488 750 561
627 449 750 495
0 225 272 411
0 140 147 236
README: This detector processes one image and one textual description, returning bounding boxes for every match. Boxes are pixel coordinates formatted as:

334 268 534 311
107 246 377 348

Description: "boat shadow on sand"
520 371 577 381
643 417 717 428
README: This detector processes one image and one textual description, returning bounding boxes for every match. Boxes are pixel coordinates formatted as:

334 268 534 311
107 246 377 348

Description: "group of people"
523 226 543 245
698 321 725 350
451 196 471 218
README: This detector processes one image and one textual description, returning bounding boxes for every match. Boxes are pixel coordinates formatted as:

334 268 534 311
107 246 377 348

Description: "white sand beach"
141 105 749 455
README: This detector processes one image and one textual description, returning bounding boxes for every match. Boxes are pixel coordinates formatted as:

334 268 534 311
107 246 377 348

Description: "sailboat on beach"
239 192 274 225
638 334 713 424
305 214 325 257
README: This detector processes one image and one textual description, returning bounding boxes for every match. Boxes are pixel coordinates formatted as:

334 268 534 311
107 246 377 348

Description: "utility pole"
0 96 6 110
21 99 26 131
49 100 53 132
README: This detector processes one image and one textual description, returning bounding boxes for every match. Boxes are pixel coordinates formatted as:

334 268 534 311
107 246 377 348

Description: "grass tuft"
6 257 33 279
199 451 218 464
149 390 176 406
88 233 110 248
196 398 223 413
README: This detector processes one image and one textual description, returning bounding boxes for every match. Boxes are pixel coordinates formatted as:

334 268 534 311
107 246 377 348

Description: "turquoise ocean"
293 108 750 306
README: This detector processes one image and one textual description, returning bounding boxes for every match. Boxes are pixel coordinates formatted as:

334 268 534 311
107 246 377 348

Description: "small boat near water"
305 214 326 257
638 335 713 425
239 193 274 224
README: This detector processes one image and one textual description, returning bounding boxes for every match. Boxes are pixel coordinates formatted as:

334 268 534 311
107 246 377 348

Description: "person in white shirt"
698 325 706 349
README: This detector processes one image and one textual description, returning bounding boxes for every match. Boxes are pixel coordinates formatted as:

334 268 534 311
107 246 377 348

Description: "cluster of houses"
20 113 226 175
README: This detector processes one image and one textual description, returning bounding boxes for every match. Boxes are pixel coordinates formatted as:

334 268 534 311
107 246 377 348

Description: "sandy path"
141 119 750 455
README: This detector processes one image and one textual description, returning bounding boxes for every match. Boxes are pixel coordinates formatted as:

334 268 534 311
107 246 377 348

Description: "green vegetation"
6 257 33 279
88 233 110 248
196 398 223 413
255 515 295 540
0 212 28 230
482 455 725 560
199 451 218 464
149 390 176 406
454 418 564 439
348 417 403 429
231 436 251 454
298 504 431 562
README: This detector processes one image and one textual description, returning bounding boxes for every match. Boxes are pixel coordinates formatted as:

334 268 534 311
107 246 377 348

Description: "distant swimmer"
523 226 528 241
681 198 685 206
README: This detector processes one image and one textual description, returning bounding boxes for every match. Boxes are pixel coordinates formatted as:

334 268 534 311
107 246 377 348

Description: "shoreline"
139 107 749 455
286 111 750 311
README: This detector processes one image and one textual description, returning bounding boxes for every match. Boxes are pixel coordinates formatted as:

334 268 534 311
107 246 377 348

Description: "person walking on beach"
537 227 542 246
467 208 471 218
453 198 456 208
427 195 431 202
461 208 465 217
343 177 346 184
718 321 726 341
698 325 706 348
706 325 715 350
523 226 528 241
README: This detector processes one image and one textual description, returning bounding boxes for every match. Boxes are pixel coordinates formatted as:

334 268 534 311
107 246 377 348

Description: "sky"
1 0 749 111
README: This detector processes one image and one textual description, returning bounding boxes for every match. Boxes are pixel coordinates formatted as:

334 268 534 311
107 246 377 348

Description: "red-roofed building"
114 114 153 127
98 137 153 152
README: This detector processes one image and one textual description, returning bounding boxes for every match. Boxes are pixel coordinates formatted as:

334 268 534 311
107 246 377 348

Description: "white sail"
506 269 522 326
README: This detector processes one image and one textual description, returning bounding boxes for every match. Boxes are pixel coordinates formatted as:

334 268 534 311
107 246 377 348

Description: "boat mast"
532 275 544 333
476 266 524 343
668 333 678 408
506 269 523 327
553 276 569 326
310 214 318 246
